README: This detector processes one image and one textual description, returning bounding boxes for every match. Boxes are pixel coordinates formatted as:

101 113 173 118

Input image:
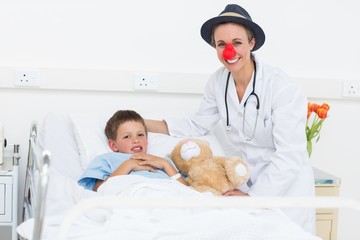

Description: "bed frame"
22 122 50 240
20 121 360 240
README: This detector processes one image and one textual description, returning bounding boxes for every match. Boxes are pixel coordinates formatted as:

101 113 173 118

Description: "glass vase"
307 140 312 157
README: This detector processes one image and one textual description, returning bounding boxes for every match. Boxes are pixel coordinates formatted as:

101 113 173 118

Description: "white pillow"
70 113 225 170
70 113 112 170
38 112 84 180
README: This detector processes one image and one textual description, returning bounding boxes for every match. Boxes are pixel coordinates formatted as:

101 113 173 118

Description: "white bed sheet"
18 174 320 240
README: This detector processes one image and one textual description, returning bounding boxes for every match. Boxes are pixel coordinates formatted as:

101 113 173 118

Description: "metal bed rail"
21 122 51 240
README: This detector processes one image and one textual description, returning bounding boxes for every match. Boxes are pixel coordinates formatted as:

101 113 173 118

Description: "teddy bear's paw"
235 163 247 177
225 160 249 186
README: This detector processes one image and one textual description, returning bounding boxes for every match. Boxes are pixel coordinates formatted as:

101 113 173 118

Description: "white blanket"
18 175 320 240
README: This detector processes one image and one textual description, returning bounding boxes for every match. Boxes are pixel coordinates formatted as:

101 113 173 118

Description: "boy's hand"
132 153 187 186
122 158 157 172
131 153 170 170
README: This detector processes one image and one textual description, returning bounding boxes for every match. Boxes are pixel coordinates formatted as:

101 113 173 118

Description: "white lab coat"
166 57 316 234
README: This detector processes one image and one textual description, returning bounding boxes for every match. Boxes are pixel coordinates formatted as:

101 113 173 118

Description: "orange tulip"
307 110 311 119
317 108 328 119
306 102 330 157
308 103 320 113
320 103 330 111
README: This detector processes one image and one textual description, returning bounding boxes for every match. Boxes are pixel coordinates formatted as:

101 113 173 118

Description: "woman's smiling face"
213 23 255 72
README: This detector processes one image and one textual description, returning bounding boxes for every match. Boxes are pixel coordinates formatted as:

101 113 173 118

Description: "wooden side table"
314 168 341 240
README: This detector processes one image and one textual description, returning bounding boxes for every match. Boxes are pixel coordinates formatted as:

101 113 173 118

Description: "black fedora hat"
200 4 265 51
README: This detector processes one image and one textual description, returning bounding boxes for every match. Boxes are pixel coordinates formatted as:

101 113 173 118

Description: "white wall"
0 1 359 239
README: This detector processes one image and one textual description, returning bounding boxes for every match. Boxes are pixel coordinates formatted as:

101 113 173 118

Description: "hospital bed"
17 112 359 240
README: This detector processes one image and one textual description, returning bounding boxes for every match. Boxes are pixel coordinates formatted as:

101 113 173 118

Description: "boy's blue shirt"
78 152 177 190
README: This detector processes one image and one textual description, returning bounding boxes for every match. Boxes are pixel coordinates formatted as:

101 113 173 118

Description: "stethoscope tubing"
224 60 260 140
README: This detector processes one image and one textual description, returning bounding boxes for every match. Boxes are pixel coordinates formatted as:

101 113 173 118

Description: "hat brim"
200 16 265 51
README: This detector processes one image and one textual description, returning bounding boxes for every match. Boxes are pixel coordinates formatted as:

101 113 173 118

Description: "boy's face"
108 121 148 154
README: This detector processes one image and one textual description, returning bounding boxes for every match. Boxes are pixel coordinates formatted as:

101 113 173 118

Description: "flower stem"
307 140 312 157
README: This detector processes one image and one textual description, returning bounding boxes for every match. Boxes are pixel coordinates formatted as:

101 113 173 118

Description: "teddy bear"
169 138 250 196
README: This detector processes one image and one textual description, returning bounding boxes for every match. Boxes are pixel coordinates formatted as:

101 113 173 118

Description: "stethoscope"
224 60 260 141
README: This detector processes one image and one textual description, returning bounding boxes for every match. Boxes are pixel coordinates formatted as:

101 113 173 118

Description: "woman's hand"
222 189 249 196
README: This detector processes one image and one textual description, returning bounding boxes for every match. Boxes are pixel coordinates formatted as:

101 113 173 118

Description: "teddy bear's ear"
180 140 201 161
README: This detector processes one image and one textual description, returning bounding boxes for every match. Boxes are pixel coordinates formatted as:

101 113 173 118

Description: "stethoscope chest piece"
226 124 231 134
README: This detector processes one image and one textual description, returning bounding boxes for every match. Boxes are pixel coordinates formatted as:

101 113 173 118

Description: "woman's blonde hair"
210 22 254 48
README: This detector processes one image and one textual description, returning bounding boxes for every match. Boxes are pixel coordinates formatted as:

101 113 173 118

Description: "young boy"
78 110 186 191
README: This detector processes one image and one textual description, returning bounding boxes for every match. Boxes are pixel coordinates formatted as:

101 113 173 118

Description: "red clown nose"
222 44 236 60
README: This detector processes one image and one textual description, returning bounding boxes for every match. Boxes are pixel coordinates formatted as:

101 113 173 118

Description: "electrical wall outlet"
133 73 159 91
14 70 40 87
343 80 360 98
